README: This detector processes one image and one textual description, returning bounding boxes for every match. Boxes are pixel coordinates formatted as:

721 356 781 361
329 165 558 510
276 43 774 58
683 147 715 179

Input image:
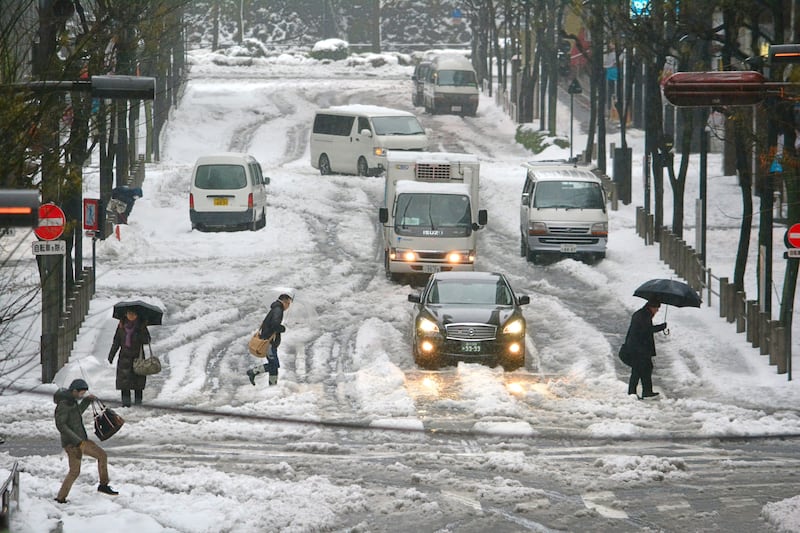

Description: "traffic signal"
0 189 39 227
769 45 800 65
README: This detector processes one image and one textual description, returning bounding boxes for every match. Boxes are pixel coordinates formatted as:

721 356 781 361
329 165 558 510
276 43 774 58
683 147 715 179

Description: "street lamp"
567 78 583 160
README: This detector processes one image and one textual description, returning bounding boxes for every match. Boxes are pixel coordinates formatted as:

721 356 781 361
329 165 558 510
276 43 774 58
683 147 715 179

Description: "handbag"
248 330 275 358
93 400 124 441
618 342 633 366
133 344 162 376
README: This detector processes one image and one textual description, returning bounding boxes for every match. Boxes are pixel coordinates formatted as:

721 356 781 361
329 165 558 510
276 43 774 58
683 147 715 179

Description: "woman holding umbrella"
108 302 160 407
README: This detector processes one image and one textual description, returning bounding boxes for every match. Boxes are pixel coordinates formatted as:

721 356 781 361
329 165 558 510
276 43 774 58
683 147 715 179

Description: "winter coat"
53 388 90 448
259 300 286 348
108 318 151 391
624 305 667 368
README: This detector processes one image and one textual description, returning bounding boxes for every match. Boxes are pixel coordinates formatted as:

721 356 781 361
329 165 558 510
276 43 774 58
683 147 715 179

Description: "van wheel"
257 209 266 229
385 251 398 282
412 94 419 107
520 234 527 257
357 157 369 177
319 154 331 175
248 216 258 231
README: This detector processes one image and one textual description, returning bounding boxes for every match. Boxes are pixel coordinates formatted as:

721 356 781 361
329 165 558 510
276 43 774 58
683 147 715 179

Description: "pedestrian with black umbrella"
621 279 702 399
108 301 162 407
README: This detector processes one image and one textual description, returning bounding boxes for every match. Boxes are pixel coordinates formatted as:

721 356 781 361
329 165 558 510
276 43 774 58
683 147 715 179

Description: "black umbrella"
112 300 164 325
633 279 702 308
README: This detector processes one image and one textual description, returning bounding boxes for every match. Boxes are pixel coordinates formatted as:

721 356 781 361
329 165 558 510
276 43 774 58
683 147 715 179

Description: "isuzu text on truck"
378 151 487 281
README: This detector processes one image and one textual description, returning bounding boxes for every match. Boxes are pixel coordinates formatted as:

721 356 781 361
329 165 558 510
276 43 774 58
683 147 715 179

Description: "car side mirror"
264 177 270 185
412 75 417 81
521 192 530 206
379 207 389 224
478 209 488 226
518 295 530 306
408 293 421 304
360 129 373 138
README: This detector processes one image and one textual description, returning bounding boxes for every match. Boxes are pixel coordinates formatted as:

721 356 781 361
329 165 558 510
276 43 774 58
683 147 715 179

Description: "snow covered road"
4 53 800 532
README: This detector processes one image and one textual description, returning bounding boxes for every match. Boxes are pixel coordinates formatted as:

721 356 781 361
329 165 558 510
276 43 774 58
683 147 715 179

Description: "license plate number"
461 342 482 353
452 105 462 112
560 244 577 253
213 198 228 206
422 265 441 274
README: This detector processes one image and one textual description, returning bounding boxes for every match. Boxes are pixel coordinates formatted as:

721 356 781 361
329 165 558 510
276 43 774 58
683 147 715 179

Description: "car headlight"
374 147 386 157
418 317 439 333
528 222 547 235
502 319 524 335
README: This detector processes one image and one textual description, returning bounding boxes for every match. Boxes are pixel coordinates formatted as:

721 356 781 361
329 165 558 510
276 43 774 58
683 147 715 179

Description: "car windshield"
371 116 425 136
195 164 247 190
437 69 477 87
395 193 471 230
533 181 605 209
427 279 514 306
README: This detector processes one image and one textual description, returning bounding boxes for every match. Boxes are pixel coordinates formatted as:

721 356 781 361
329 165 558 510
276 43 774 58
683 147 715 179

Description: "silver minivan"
189 153 269 231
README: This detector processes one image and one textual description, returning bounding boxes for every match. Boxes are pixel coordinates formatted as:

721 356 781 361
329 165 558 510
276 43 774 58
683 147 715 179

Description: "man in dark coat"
246 294 292 386
624 299 667 399
54 379 118 503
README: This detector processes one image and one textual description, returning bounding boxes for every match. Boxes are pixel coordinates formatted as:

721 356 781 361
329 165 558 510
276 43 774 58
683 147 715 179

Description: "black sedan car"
408 271 530 370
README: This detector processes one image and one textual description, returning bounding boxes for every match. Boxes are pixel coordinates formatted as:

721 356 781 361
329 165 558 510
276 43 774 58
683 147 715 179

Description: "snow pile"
763 496 800 533
593 455 690 484
312 38 349 53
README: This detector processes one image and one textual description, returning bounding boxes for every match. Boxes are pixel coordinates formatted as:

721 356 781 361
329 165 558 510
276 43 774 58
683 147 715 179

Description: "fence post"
776 327 788 374
719 278 729 318
735 292 746 333
746 300 757 344
769 321 781 366
647 214 655 244
759 313 770 356
726 285 736 323
611 182 619 211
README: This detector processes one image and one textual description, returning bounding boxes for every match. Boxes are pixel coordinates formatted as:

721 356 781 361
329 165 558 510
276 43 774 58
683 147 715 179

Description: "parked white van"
189 153 269 231
423 54 479 116
310 105 428 176
519 161 608 263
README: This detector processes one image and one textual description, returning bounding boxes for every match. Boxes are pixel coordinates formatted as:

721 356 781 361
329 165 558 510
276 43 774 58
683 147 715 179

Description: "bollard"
759 313 770 356
769 321 781 366
611 183 619 211
748 301 760 347
777 327 788 374
647 214 655 244
736 292 746 333
719 278 729 318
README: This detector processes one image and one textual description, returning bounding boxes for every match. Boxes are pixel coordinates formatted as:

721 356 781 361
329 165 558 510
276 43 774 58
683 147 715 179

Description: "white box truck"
378 152 487 280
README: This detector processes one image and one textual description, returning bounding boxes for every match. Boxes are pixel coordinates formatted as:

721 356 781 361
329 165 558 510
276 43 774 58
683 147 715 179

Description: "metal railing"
55 268 95 373
0 462 20 533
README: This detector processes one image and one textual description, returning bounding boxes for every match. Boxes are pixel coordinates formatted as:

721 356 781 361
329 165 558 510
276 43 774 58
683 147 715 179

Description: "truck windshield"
395 193 472 237
533 181 605 210
427 280 513 306
437 70 478 87
372 116 425 136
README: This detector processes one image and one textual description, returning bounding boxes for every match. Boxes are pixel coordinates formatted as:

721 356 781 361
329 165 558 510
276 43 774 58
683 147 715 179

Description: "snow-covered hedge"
516 125 569 154
310 39 349 61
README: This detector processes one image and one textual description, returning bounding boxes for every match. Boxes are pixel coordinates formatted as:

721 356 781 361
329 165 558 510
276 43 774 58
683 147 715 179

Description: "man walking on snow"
54 379 118 503
624 299 667 399
247 293 292 386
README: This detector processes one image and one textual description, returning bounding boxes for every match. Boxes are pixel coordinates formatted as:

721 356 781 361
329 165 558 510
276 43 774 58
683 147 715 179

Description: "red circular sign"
34 203 66 241
788 223 800 248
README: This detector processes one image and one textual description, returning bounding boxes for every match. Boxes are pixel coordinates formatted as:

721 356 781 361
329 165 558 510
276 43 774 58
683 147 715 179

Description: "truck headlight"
502 319 524 335
374 147 386 157
418 317 439 333
401 250 416 262
528 222 547 235
591 222 608 236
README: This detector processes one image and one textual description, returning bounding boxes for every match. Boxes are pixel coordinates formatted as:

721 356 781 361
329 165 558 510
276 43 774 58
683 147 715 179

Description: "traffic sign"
32 240 66 255
663 71 766 107
83 198 99 230
786 223 800 248
34 203 65 241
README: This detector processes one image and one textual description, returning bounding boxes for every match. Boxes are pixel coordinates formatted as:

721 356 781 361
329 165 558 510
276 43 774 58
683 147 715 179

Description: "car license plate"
560 244 577 253
452 105 462 112
422 265 441 274
213 198 228 206
461 342 481 353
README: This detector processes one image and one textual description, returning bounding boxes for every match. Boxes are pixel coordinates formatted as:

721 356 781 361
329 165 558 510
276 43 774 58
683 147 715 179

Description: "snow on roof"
395 180 471 196
194 152 257 164
387 151 479 164
324 104 415 117
526 167 601 182
311 39 349 52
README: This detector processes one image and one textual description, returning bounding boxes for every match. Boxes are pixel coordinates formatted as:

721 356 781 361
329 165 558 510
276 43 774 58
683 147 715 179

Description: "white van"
423 54 479 116
189 153 269 231
519 162 608 263
310 105 428 176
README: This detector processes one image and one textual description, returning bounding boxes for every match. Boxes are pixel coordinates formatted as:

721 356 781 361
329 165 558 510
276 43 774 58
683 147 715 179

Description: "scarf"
123 320 137 348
